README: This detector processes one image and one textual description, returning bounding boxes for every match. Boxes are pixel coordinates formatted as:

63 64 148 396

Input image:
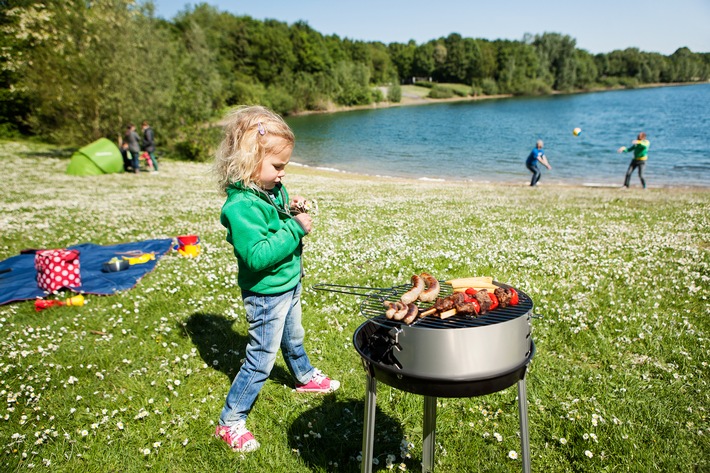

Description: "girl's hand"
618 146 626 153
294 213 313 234
290 195 306 210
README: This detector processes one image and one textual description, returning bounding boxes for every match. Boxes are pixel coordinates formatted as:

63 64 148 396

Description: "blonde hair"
536 140 544 148
214 105 295 193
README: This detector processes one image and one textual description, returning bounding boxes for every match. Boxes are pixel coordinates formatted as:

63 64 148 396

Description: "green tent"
66 138 124 175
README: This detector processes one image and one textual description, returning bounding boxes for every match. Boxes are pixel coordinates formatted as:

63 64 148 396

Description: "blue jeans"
527 163 541 186
624 160 646 188
219 283 315 426
130 150 140 172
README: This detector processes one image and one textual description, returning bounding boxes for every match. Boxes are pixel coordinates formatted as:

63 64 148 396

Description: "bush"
172 125 222 162
371 88 385 103
480 78 499 95
0 122 20 139
387 82 402 103
264 86 296 115
227 81 266 107
619 77 640 88
428 85 454 99
599 76 622 88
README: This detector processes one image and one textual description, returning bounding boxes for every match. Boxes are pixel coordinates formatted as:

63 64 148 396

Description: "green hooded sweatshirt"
220 182 307 294
622 139 650 161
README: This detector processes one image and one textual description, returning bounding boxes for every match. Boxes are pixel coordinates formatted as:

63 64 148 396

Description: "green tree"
533 32 578 91
441 33 467 83
333 61 371 106
368 41 395 84
432 40 448 77
573 49 599 89
290 21 332 74
2 0 180 143
411 42 435 80
668 47 706 82
495 40 543 95
472 39 498 80
388 41 416 83
168 15 224 128
0 0 33 136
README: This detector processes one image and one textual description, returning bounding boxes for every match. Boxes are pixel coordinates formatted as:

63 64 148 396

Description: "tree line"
1 1 708 160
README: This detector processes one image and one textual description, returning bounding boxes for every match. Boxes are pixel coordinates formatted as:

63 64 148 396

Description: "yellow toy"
122 253 155 265
35 294 85 311
178 244 200 257
573 127 582 136
175 235 200 257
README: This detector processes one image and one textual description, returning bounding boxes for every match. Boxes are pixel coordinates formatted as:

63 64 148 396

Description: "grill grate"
314 281 533 329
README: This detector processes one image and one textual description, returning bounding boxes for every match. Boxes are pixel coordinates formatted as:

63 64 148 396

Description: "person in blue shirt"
525 140 552 186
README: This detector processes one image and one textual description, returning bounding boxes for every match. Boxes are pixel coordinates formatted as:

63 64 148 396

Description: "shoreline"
289 81 709 117
286 161 710 191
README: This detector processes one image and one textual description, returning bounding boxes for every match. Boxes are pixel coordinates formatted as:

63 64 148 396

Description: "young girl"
525 139 552 186
213 106 340 452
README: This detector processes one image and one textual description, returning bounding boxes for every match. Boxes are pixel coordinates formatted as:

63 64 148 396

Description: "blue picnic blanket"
0 238 173 306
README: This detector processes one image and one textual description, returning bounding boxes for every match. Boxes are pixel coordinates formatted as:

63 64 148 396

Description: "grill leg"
361 372 377 473
517 378 531 473
422 396 437 473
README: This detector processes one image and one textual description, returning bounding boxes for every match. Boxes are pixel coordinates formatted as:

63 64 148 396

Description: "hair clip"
257 121 266 136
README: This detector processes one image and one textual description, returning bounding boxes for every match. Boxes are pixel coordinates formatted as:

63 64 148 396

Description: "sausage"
402 303 419 324
384 301 397 319
392 301 409 321
400 274 425 304
418 272 440 302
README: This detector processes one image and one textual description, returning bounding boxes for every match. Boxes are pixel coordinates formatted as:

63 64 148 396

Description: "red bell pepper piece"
509 288 519 306
488 292 499 310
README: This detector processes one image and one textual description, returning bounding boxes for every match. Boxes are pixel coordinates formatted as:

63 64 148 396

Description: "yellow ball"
573 127 582 136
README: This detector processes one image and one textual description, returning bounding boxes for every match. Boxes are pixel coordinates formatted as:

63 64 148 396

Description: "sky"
150 0 710 55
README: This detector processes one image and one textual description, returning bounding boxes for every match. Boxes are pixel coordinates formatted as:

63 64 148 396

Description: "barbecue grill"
315 280 536 473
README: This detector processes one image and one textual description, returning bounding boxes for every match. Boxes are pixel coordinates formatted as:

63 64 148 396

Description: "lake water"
287 83 710 187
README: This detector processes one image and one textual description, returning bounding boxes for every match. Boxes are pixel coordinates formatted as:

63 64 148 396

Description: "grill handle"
311 283 388 298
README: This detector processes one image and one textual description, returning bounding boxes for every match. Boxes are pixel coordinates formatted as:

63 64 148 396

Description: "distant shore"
290 81 708 117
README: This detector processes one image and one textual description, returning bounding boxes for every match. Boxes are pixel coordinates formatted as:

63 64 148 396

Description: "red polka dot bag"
34 249 82 292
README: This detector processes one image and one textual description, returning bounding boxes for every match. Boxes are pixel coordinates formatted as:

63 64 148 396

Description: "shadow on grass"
288 396 404 473
181 312 291 383
22 147 76 159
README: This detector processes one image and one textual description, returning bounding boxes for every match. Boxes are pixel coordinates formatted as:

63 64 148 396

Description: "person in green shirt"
212 106 340 454
618 132 650 188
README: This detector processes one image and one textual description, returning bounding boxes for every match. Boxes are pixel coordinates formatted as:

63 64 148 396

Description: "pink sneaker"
295 369 340 393
214 421 259 452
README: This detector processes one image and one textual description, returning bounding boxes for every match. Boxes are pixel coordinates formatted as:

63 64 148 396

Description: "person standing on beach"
526 139 552 186
141 121 158 172
124 123 141 174
618 132 649 188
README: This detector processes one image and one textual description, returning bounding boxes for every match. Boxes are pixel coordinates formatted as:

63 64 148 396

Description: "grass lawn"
1 140 709 472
